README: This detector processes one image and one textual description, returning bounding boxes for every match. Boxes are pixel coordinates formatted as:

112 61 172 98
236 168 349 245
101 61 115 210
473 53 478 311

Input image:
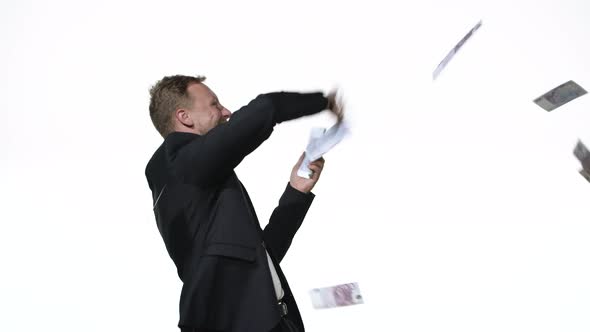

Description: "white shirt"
265 249 284 300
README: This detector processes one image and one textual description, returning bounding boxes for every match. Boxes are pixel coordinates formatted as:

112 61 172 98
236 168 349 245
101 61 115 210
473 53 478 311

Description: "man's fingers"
308 163 323 179
308 164 321 172
308 164 323 174
309 166 322 180
327 88 345 122
309 157 325 168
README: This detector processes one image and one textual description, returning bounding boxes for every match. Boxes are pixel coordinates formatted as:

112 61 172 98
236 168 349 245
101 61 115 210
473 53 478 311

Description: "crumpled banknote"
297 121 350 179
309 282 364 309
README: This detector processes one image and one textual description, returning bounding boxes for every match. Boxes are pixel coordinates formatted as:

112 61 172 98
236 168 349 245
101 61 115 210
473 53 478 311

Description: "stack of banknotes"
297 121 350 179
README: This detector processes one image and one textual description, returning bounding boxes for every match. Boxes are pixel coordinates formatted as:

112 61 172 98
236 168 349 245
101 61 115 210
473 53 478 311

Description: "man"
145 75 343 332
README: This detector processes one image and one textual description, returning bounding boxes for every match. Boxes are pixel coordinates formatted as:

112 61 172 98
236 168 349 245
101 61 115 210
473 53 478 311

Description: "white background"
1 0 590 331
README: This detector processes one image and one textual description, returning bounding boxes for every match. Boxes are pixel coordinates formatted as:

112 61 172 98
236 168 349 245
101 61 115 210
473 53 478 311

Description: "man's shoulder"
145 143 163 175
145 132 201 176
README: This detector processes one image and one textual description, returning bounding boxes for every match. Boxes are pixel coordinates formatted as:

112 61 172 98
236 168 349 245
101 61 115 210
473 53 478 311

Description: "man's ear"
175 108 194 127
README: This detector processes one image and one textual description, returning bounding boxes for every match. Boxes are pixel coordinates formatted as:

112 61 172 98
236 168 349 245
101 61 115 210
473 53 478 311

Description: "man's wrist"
325 95 333 111
288 181 312 195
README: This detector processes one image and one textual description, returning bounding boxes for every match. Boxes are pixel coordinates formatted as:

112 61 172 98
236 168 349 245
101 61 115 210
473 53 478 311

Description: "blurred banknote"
309 282 364 309
579 169 590 183
534 80 587 111
573 140 590 162
297 121 350 179
574 140 590 178
433 20 483 80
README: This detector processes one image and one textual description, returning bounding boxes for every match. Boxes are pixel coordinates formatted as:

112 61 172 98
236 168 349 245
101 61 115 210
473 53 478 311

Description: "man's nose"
222 108 232 119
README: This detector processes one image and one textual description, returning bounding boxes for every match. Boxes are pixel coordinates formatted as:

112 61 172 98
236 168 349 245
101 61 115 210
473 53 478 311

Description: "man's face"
185 83 231 135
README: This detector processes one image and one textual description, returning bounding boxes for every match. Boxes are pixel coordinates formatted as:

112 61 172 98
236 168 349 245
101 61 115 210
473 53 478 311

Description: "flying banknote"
432 20 483 80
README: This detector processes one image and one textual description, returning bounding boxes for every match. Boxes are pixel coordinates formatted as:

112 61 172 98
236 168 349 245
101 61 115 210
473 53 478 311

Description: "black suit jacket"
145 92 328 332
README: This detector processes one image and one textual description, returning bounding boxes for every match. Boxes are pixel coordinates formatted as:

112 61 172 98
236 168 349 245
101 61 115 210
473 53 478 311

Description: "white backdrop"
1 0 590 331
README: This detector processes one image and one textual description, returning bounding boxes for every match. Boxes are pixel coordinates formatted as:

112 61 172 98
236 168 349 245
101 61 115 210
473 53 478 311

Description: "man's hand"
326 89 345 123
290 152 325 193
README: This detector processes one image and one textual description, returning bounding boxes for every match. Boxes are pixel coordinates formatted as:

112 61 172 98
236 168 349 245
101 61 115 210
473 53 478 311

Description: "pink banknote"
309 282 364 309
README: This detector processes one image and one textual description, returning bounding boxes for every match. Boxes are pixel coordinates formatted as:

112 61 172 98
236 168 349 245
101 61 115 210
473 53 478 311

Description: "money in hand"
534 80 587 112
309 282 364 309
297 121 350 179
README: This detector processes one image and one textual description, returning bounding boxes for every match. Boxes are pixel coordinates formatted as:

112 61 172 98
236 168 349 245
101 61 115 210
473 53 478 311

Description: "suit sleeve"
173 92 328 186
263 183 315 263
